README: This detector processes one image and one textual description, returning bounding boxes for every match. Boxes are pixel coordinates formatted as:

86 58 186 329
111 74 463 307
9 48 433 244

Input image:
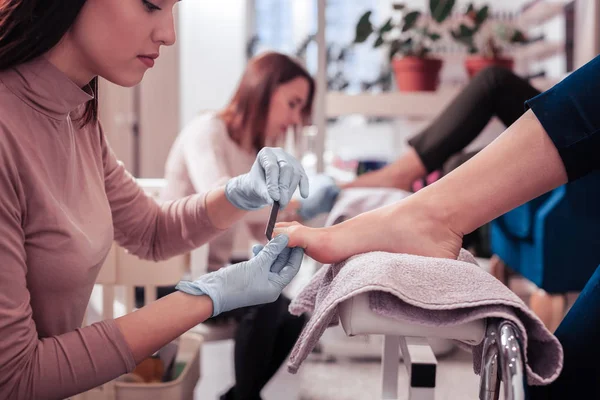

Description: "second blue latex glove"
176 235 304 317
297 175 341 221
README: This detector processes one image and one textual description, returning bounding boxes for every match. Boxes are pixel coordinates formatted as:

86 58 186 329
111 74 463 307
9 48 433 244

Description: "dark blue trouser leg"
529 264 600 398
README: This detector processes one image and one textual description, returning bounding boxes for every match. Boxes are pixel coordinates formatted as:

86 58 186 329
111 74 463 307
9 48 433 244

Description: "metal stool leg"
480 321 501 400
497 321 526 400
382 335 400 399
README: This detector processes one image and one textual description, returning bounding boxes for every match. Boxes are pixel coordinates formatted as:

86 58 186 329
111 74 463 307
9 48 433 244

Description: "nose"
152 9 177 47
291 109 302 126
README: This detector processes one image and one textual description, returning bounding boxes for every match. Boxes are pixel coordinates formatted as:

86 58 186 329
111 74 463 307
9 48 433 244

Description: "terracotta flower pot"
464 56 514 79
391 57 443 92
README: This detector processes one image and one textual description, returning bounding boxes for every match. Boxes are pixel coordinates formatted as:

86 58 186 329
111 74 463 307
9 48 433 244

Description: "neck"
239 129 255 153
227 114 256 153
45 34 95 87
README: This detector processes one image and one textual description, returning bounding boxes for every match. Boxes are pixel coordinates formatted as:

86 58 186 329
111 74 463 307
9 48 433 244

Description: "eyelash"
142 0 161 12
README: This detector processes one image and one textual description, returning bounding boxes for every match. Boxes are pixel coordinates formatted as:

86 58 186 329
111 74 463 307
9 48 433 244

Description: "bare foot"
273 195 463 264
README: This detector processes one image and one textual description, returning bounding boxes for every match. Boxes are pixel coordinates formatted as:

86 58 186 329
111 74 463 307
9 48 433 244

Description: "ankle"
393 191 464 259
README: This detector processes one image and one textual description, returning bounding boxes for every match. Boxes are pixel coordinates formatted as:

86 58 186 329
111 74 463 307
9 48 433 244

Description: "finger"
277 248 305 284
270 247 292 274
287 156 309 199
252 244 264 257
282 174 301 210
256 234 289 263
275 221 301 229
298 170 310 199
259 148 281 202
277 160 294 207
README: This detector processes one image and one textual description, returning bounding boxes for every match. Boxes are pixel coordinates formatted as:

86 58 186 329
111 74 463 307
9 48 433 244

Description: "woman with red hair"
163 51 315 400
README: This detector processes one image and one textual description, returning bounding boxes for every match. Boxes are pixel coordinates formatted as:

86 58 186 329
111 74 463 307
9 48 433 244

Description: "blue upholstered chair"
490 170 600 294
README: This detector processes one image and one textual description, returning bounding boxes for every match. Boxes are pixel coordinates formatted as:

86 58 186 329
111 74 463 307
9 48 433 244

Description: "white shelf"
513 40 565 62
518 1 568 27
326 87 463 119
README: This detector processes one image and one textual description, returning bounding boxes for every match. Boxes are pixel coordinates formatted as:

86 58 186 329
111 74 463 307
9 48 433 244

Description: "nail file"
265 201 280 240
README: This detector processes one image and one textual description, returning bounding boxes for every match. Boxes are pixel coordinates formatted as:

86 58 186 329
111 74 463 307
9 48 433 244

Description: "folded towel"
288 249 563 386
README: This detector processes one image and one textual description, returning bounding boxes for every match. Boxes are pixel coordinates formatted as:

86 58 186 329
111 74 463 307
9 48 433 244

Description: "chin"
101 70 145 88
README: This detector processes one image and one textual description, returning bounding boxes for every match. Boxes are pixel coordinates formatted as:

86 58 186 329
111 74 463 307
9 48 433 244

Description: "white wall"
179 1 248 129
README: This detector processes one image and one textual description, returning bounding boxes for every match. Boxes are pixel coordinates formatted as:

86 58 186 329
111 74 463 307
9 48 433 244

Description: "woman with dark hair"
162 51 315 400
0 1 309 399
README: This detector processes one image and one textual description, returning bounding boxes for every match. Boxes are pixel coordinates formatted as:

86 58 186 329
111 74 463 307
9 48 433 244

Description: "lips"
138 53 159 68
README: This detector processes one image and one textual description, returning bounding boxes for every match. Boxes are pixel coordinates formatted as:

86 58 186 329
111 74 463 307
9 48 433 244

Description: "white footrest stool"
339 292 526 400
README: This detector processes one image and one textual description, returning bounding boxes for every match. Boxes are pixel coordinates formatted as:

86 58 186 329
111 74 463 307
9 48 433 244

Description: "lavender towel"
288 249 563 385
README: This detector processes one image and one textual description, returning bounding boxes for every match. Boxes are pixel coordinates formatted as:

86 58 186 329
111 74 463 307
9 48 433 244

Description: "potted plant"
354 1 456 92
451 3 528 78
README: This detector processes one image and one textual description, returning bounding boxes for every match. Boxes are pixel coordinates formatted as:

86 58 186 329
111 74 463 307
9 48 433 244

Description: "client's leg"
345 67 540 191
409 66 540 173
528 264 600 398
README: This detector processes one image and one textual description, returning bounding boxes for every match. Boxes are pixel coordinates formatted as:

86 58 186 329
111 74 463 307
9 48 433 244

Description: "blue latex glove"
175 235 304 317
225 147 309 210
297 175 341 221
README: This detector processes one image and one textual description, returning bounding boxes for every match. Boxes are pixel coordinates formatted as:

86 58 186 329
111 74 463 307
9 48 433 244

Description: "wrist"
206 186 247 230
168 291 215 323
190 293 215 320
175 278 221 317
224 179 244 210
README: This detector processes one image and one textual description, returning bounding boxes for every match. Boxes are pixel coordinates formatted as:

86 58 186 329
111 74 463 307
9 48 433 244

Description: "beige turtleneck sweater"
0 57 222 400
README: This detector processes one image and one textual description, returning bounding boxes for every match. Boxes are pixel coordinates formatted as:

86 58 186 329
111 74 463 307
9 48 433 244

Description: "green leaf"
354 11 374 43
510 29 527 44
451 28 474 49
475 5 489 25
466 3 474 14
374 34 385 48
402 11 421 32
430 0 440 16
459 23 474 37
431 0 456 23
429 33 441 41
379 18 394 34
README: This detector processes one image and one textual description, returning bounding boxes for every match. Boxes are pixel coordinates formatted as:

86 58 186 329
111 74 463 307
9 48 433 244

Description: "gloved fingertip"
252 244 264 256
299 176 310 198
268 187 280 202
278 192 290 209
258 234 289 260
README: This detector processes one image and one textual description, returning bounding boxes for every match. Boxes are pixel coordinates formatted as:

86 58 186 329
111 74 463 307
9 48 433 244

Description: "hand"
175 235 304 316
297 175 341 220
225 147 309 210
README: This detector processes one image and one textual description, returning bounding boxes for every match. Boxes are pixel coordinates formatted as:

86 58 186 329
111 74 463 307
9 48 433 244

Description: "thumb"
256 234 289 264
278 248 305 284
